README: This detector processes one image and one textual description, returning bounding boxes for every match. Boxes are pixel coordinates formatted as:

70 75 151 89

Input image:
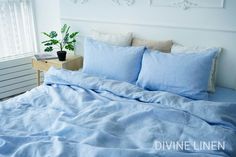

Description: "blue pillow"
83 38 145 83
137 49 218 100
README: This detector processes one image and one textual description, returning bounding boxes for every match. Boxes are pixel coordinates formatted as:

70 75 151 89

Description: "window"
0 0 37 59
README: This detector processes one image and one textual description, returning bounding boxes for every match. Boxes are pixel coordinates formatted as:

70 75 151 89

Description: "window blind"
0 0 37 59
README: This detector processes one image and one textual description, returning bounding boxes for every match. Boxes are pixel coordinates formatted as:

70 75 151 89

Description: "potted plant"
42 24 79 61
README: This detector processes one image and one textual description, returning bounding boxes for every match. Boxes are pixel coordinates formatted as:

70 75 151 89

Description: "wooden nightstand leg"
36 70 40 86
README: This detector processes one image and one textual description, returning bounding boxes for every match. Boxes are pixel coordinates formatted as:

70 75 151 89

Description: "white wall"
33 0 61 52
59 0 236 89
60 0 236 31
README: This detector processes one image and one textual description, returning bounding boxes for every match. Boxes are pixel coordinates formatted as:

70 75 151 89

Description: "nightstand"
32 55 83 86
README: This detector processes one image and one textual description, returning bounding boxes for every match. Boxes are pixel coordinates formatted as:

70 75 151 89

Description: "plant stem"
60 43 63 51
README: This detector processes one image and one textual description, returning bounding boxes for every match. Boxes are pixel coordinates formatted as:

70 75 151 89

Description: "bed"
0 67 236 157
1 33 236 157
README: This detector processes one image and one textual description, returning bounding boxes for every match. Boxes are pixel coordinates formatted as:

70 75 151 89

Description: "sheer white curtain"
0 0 36 59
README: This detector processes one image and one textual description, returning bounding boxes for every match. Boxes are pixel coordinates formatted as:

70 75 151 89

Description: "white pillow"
90 30 132 46
171 44 222 93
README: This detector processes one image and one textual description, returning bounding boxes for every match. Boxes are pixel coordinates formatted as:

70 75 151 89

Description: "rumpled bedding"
0 67 235 157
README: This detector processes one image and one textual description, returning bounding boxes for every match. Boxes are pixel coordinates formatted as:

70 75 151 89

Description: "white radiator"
0 57 42 100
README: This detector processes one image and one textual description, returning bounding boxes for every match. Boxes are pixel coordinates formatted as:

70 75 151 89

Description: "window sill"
0 53 35 63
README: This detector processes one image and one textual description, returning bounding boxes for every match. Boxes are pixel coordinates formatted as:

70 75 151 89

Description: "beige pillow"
132 38 173 52
90 30 132 46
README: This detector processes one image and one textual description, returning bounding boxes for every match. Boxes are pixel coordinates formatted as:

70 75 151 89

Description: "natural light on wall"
0 0 36 60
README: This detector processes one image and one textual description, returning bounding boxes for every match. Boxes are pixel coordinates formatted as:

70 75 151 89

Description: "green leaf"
50 39 59 45
65 26 70 34
67 39 76 44
41 40 51 44
44 42 53 46
42 32 51 38
42 39 59 46
50 31 57 38
69 32 79 38
63 33 69 43
44 46 53 52
42 31 57 39
65 44 74 51
61 24 67 33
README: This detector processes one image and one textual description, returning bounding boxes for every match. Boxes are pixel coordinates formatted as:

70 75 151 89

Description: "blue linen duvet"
0 67 236 157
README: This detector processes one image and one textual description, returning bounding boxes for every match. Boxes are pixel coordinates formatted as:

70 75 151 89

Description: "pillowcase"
132 37 173 52
90 30 132 46
137 49 218 100
171 44 222 93
83 38 145 83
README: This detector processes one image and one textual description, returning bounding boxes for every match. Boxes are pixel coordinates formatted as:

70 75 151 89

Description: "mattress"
209 87 236 103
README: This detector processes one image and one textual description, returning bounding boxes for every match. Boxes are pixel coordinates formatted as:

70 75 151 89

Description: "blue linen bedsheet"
209 87 236 103
0 67 236 157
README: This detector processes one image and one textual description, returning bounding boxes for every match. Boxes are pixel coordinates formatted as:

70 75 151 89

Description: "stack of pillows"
83 30 221 100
